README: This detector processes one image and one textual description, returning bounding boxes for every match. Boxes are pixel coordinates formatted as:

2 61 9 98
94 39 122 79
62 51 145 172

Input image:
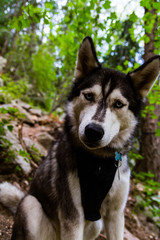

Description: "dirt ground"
0 204 13 239
0 173 31 240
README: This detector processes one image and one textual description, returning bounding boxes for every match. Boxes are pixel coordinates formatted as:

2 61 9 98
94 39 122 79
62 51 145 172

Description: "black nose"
85 123 104 142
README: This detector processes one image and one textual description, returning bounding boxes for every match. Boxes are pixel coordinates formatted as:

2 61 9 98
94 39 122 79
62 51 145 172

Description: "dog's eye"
114 100 124 108
83 93 94 101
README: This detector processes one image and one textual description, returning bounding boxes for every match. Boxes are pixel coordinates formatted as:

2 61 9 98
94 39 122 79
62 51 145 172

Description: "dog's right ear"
74 37 100 80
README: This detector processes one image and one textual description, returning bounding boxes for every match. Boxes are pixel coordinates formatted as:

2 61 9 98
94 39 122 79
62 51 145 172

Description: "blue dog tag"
115 152 122 180
115 151 122 162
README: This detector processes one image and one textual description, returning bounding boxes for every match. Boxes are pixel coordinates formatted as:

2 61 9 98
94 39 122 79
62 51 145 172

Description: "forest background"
0 0 160 235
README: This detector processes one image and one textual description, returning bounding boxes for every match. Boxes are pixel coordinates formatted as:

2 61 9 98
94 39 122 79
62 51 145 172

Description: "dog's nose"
85 123 104 142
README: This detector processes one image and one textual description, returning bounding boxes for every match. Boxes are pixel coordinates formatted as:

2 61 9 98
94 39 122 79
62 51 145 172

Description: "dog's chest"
76 148 118 221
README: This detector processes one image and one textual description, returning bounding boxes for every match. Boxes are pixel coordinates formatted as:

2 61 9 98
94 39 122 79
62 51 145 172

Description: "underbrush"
133 171 160 228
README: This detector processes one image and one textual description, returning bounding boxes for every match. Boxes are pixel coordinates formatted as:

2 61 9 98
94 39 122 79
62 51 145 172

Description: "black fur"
76 147 118 221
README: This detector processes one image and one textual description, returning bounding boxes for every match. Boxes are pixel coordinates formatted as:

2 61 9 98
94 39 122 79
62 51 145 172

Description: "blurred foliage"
103 18 141 71
133 171 160 227
0 74 30 103
0 107 23 169
0 0 159 113
142 81 160 136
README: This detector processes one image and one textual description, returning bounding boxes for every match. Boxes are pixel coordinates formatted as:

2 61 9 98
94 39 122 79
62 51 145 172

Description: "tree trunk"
6 31 19 69
1 37 9 56
6 0 28 69
136 5 160 182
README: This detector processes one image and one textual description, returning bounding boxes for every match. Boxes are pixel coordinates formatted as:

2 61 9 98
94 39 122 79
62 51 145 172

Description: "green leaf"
7 125 13 132
103 1 111 10
129 12 138 22
15 165 22 172
44 18 49 24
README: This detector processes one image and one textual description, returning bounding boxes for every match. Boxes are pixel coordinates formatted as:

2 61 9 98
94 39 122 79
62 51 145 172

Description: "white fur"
82 84 102 99
67 84 102 143
104 79 111 95
79 107 120 149
76 88 137 150
22 195 55 240
108 89 138 149
84 220 102 240
68 173 83 211
0 182 24 213
78 104 98 139
108 89 128 106
101 108 120 146
101 155 130 240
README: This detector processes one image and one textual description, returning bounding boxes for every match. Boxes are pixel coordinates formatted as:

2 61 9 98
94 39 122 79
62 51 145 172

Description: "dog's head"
67 37 160 152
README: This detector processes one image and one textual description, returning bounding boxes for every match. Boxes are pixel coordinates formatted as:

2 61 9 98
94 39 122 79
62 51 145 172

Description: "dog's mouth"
79 137 103 150
83 141 99 149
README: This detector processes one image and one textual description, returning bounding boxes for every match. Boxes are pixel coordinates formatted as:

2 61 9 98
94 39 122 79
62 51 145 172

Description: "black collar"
76 148 118 221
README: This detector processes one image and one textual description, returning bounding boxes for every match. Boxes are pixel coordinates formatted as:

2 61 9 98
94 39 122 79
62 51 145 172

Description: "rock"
124 228 140 240
4 129 31 174
0 103 35 125
12 100 31 111
0 104 13 109
136 183 145 192
36 132 54 150
23 138 47 158
29 108 42 117
12 104 35 125
0 56 7 73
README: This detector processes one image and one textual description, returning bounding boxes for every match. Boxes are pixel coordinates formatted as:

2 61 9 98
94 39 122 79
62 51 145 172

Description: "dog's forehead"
83 68 128 98
69 67 135 102
89 68 126 87
101 68 127 90
84 84 102 95
97 68 135 100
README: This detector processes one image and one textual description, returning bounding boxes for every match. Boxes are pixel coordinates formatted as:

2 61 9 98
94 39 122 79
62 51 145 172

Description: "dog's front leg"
60 220 84 240
58 172 84 240
102 166 130 240
103 209 124 240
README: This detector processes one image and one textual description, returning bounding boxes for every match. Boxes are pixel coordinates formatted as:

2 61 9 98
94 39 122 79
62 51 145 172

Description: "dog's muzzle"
84 123 104 144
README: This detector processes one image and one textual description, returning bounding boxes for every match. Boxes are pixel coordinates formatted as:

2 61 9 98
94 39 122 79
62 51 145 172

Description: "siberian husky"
0 37 160 240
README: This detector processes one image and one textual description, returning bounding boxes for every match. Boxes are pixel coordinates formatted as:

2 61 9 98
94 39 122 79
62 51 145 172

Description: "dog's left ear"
128 56 160 98
74 36 100 80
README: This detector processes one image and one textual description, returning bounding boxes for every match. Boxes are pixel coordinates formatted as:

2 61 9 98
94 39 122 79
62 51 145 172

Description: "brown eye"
83 93 94 101
114 100 124 109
